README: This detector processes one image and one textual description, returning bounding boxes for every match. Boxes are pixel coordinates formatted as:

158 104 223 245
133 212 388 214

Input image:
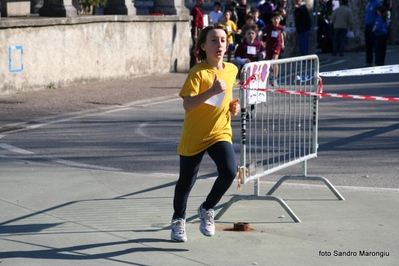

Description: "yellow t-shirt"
221 20 238 45
178 61 238 156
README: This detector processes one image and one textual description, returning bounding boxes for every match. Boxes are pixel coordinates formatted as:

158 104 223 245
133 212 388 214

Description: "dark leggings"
172 141 237 219
374 34 387 66
365 25 375 65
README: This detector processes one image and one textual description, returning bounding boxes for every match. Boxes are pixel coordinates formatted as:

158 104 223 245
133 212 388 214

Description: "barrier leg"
266 175 345 200
215 194 301 222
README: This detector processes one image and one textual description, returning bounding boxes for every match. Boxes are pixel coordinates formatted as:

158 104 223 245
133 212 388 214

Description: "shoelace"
173 220 185 234
204 210 215 225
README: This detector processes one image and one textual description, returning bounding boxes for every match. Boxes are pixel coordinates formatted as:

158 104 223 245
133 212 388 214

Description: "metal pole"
313 0 318 53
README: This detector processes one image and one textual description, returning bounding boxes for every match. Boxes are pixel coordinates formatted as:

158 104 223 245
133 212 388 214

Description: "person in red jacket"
261 10 284 86
190 0 205 67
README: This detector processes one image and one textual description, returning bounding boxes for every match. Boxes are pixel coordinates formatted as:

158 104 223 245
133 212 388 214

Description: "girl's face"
224 12 231 21
271 16 281 27
244 30 257 44
201 29 227 62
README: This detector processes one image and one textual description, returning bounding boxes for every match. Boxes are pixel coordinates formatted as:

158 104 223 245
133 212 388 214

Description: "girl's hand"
230 98 240 116
210 74 226 94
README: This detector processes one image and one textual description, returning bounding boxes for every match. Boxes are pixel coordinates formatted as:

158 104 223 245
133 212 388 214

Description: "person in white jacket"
209 1 224 24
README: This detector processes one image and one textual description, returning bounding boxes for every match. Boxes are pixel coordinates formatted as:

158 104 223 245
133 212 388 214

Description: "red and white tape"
241 86 399 102
240 63 399 102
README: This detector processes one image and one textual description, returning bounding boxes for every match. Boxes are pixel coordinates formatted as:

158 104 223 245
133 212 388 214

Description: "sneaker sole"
171 236 187 242
200 229 215 237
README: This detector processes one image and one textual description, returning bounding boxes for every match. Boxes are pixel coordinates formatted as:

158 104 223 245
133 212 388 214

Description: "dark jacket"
295 4 311 33
373 16 389 36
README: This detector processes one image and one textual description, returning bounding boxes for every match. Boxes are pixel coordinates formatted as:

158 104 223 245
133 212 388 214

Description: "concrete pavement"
1 47 399 265
0 155 398 265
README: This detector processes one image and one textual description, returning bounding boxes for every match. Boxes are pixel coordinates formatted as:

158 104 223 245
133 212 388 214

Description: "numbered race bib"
271 30 279 38
247 46 256 55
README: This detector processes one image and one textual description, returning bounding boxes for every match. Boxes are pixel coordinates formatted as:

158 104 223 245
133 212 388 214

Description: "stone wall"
0 15 191 95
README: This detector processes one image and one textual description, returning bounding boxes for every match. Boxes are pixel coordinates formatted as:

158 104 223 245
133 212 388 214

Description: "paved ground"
0 73 187 128
0 155 398 266
0 49 399 265
1 46 399 128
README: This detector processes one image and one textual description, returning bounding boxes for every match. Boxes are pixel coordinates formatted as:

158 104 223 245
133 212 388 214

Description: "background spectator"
224 0 239 24
274 0 287 27
331 0 353 56
325 0 334 18
332 0 340 10
317 0 327 47
257 0 274 25
209 1 224 24
253 8 266 31
382 0 392 41
317 0 334 53
277 6 286 26
190 0 205 68
294 0 312 56
221 10 239 62
244 13 255 25
261 10 284 85
274 0 286 14
235 24 266 66
234 23 266 119
364 0 382 67
236 0 252 29
373 5 389 66
235 0 252 45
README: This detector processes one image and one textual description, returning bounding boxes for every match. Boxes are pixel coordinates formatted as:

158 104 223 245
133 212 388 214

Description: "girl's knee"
221 165 238 181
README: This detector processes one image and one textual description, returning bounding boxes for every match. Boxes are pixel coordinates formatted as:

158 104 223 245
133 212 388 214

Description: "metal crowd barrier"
215 55 344 223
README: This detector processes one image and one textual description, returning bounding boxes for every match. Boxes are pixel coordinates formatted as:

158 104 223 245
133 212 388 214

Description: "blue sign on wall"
9 46 24 73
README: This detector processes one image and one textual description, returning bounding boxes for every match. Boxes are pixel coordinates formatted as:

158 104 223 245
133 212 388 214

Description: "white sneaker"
197 204 215 236
171 218 187 242
271 78 278 87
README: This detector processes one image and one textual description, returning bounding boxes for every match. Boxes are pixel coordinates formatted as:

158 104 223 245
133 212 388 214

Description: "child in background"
253 8 266 33
170 24 240 242
244 12 255 25
221 10 238 62
234 24 266 119
235 13 256 44
234 24 266 67
277 6 287 26
209 1 224 24
261 10 284 86
276 7 287 58
373 5 389 66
